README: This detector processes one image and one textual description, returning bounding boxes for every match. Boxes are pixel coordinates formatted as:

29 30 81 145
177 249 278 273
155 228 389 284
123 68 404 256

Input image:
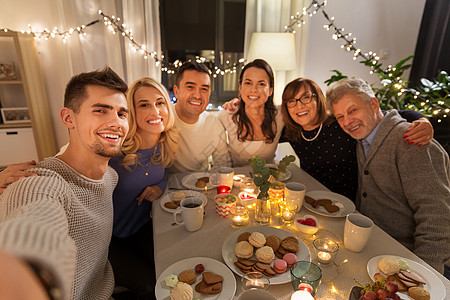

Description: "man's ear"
173 85 179 99
60 107 75 129
370 97 380 111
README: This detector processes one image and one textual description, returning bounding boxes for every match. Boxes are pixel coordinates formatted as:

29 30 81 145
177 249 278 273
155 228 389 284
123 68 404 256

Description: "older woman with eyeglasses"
280 77 433 201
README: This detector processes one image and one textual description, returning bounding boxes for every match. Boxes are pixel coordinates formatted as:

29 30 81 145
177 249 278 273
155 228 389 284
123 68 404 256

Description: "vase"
255 194 271 226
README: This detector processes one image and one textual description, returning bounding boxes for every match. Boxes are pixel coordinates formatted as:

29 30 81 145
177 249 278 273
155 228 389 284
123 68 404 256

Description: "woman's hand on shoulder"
0 160 38 195
221 98 240 111
136 185 163 205
403 117 434 146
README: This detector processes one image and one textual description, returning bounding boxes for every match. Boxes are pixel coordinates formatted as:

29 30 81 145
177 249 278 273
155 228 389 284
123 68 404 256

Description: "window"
160 0 246 109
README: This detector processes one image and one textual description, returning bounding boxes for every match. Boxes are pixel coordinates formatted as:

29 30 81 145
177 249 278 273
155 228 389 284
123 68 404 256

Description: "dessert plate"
266 164 292 182
159 190 208 213
303 190 355 217
181 172 214 191
221 226 311 284
367 255 445 300
155 257 236 300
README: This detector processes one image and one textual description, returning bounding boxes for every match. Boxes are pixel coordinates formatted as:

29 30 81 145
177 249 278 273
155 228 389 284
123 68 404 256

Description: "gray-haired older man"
327 78 450 274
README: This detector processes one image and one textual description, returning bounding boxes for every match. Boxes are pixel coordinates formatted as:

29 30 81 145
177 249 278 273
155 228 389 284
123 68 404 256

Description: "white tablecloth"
152 165 449 299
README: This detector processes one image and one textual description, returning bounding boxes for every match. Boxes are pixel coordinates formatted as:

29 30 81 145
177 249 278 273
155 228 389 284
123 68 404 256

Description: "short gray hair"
326 78 376 113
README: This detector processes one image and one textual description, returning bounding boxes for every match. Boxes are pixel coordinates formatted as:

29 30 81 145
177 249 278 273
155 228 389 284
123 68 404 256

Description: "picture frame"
1 107 31 124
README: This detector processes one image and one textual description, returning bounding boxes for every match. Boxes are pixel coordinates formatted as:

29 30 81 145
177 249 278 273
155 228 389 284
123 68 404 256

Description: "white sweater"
171 109 231 172
218 107 284 166
0 158 117 300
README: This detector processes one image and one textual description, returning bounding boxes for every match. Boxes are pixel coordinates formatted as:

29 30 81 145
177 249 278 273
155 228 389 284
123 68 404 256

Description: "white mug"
344 213 374 252
285 182 306 212
173 198 204 232
210 167 234 188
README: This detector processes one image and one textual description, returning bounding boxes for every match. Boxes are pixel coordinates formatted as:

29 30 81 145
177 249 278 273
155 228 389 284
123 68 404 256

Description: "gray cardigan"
356 110 450 273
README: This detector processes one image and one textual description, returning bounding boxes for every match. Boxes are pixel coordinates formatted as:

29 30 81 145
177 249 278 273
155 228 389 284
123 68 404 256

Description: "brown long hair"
232 59 277 143
281 78 332 142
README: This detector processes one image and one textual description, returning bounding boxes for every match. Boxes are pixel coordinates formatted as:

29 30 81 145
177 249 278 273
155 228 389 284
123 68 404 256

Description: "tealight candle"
313 238 339 265
240 177 256 194
217 185 231 194
229 206 249 227
317 251 332 264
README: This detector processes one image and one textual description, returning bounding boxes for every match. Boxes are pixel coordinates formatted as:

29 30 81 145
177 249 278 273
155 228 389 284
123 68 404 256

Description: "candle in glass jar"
317 251 332 264
229 206 249 227
232 215 247 226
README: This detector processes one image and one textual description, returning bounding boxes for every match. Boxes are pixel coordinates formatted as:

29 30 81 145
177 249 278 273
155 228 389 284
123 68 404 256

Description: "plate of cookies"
155 257 236 300
160 190 208 213
303 190 355 217
221 226 311 284
181 172 214 191
367 255 445 300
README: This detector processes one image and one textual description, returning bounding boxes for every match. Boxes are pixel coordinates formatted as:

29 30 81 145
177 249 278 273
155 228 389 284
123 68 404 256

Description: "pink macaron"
283 253 298 268
273 259 287 273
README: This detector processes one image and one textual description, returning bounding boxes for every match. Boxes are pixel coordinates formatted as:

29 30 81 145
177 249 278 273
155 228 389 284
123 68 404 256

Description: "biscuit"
238 259 257 267
164 202 179 209
202 272 224 285
237 232 251 243
323 203 339 213
171 191 186 204
255 246 274 264
195 180 206 188
198 176 210 183
178 270 196 285
304 196 316 204
280 236 299 253
265 235 281 252
235 241 254 258
386 275 407 292
234 261 252 270
248 232 266 248
317 199 332 206
195 280 222 295
408 287 430 300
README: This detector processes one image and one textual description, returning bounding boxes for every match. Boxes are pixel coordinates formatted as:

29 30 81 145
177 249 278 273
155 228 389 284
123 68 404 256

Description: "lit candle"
232 215 246 226
291 290 314 300
317 251 332 264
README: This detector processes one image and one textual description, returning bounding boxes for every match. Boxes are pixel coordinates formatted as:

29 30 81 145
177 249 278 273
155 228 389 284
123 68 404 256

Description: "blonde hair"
121 77 179 170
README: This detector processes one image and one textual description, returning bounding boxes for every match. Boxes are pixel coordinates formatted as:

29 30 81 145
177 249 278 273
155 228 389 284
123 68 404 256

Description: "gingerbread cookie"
195 280 222 295
280 236 299 253
178 270 196 285
265 235 281 252
237 231 251 243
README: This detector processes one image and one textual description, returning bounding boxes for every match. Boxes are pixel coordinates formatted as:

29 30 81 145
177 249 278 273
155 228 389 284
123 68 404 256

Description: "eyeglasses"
286 93 316 108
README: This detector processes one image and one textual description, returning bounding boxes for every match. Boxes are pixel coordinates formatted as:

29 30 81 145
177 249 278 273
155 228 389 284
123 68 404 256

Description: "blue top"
109 146 168 238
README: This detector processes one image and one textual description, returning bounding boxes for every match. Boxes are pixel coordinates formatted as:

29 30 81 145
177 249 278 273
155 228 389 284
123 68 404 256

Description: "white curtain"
244 0 309 104
0 0 161 148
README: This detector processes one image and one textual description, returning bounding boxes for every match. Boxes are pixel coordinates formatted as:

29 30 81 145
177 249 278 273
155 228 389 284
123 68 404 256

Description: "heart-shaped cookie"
203 272 224 285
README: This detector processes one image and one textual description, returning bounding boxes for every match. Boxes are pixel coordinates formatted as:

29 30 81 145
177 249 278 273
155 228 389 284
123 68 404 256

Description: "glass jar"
255 194 271 226
228 206 250 228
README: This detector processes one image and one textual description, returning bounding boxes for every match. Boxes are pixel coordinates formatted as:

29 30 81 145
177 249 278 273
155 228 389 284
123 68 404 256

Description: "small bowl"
215 193 238 217
295 215 319 235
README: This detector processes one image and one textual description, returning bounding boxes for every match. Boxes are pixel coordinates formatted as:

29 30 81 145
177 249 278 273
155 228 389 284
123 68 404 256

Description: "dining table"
152 164 450 300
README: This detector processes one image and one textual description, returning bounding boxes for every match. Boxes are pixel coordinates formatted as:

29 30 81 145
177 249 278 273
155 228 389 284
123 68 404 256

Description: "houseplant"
248 155 296 225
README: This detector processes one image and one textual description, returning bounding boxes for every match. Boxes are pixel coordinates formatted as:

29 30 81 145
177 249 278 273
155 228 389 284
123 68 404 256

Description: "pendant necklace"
137 149 156 175
301 123 323 142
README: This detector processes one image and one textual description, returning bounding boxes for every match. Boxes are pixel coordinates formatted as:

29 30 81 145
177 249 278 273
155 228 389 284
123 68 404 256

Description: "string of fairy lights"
1 3 447 118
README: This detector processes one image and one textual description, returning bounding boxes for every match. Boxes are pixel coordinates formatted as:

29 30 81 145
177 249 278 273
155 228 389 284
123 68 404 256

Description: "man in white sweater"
170 62 231 172
0 68 129 300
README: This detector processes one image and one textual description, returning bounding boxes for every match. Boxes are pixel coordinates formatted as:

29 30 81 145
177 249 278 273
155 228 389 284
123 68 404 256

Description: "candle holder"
228 206 250 228
241 271 270 291
279 202 298 224
240 177 257 194
312 238 339 265
290 261 322 296
217 185 231 194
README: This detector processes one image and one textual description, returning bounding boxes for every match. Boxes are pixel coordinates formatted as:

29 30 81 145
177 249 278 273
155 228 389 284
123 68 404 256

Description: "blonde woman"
108 77 178 299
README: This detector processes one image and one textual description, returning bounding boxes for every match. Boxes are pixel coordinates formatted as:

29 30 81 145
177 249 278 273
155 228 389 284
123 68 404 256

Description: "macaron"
273 259 287 273
283 253 297 268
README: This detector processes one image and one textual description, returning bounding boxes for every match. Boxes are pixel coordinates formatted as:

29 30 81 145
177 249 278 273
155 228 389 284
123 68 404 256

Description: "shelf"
0 80 22 84
0 123 32 129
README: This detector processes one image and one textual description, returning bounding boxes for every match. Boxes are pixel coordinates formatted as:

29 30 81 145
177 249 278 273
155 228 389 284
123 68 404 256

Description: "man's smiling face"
174 70 211 121
332 93 381 140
